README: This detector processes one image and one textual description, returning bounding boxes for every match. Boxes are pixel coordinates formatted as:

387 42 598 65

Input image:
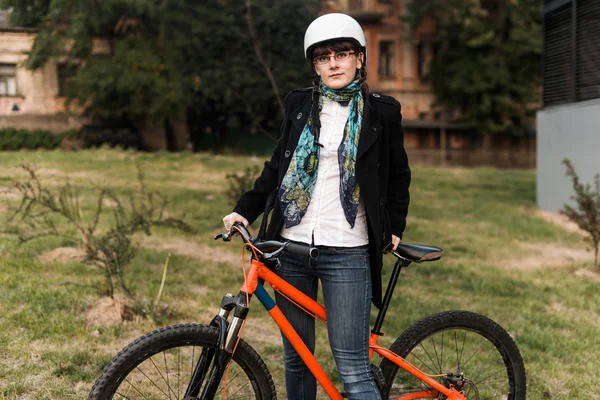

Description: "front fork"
183 291 251 399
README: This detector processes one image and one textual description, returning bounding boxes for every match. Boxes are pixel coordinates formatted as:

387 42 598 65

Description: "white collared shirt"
280 97 369 246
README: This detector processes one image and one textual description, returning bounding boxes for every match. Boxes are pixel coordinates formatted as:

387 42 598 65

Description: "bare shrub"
561 159 600 269
5 164 193 320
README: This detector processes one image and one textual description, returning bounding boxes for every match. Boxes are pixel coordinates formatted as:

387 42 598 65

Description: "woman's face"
313 50 363 90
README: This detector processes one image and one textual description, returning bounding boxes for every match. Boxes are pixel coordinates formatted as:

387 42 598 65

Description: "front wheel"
379 310 526 400
88 324 276 399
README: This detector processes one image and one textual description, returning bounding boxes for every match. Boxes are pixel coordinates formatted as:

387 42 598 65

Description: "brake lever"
262 246 286 261
214 232 232 242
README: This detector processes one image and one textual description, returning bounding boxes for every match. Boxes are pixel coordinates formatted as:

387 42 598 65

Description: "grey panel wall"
537 99 600 212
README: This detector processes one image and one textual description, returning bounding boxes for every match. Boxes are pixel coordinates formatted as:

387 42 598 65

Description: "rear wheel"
88 324 276 399
379 310 526 399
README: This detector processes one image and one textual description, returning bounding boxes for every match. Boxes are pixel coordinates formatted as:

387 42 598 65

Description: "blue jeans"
274 245 381 400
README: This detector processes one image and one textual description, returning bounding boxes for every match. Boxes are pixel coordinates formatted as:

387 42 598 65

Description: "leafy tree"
0 0 49 27
1 0 319 150
405 0 542 139
562 159 600 269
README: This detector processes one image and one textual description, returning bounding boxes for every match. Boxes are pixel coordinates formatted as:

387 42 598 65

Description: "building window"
0 64 17 96
542 0 600 107
417 42 433 82
57 63 76 97
378 40 395 80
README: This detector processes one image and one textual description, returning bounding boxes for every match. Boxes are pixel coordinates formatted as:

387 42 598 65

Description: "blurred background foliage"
0 0 320 151
405 0 542 138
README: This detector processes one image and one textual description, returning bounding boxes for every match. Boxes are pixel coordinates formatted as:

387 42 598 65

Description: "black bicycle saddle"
393 243 444 263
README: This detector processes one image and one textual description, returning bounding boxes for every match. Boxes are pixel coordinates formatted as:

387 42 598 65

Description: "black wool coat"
233 88 411 308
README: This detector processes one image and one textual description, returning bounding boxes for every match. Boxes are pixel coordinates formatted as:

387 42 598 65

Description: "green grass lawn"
0 149 597 399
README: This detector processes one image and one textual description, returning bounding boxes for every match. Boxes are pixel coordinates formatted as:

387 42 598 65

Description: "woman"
222 13 410 400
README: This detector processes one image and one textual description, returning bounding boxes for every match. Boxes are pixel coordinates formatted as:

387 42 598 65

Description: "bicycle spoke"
475 368 507 387
439 332 444 374
409 350 438 375
163 351 171 399
418 342 441 374
457 330 467 371
124 377 152 400
220 374 252 398
216 369 244 395
149 356 175 399
429 336 442 374
177 347 181 400
470 347 497 384
135 366 173 399
461 337 486 369
115 391 133 400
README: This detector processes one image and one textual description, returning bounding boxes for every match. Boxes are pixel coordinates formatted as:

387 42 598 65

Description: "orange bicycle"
89 223 526 399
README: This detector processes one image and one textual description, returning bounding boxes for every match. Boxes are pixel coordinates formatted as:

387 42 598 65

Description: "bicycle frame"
237 257 467 400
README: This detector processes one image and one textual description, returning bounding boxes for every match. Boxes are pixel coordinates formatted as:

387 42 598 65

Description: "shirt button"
373 93 381 98
296 112 302 119
284 150 291 158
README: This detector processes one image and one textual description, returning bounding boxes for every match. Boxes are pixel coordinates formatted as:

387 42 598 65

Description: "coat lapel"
357 94 381 160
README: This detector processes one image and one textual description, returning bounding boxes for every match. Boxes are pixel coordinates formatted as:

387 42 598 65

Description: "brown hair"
308 39 368 92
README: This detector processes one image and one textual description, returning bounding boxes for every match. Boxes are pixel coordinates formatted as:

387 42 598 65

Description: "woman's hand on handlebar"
222 212 249 231
391 235 401 252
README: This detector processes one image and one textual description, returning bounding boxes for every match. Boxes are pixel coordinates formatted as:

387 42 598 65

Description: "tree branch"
245 0 285 115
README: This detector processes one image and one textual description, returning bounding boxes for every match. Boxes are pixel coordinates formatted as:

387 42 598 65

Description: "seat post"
371 257 410 336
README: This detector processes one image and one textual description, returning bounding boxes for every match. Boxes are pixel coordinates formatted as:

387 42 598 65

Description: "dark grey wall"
537 99 600 212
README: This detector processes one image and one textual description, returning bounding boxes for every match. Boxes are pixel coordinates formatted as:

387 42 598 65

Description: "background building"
537 0 600 211
0 10 82 132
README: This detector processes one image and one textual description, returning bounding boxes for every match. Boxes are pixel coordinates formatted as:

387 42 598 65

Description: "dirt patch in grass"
85 296 127 326
0 187 20 200
140 237 241 265
503 242 592 270
39 247 86 264
536 210 584 235
574 268 600 282
243 318 282 346
170 165 229 191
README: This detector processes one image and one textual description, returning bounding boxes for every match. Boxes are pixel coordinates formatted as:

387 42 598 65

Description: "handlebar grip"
286 242 319 259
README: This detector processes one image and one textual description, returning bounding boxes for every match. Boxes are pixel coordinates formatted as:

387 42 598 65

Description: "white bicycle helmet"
304 13 366 59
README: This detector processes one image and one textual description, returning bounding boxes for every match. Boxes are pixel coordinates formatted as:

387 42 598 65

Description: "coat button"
284 150 291 158
379 199 384 206
296 112 302 120
372 127 377 132
373 93 380 98
376 162 380 168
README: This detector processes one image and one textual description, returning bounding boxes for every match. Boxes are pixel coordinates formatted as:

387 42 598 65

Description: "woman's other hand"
222 212 249 231
391 235 401 251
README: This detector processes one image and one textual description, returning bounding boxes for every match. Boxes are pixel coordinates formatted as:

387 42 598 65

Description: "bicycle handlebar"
216 222 432 264
214 222 319 260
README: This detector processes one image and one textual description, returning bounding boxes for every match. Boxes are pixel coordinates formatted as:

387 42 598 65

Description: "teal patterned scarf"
279 77 364 228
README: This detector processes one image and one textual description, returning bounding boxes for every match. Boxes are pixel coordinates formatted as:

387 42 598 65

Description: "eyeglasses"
313 51 356 65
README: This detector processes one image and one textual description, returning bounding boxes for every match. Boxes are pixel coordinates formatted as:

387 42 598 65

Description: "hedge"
0 128 79 150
